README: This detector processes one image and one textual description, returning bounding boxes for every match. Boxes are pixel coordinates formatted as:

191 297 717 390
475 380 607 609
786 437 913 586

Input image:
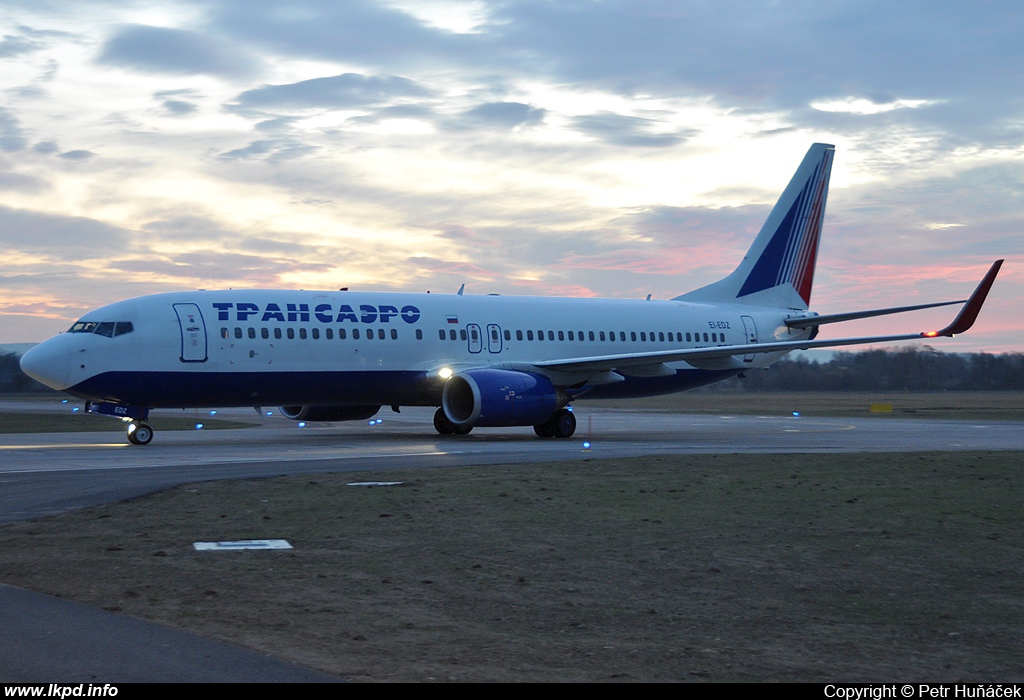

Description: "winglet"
923 260 1003 338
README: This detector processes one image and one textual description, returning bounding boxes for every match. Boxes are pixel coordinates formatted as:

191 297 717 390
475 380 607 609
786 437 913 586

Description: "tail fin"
677 143 834 309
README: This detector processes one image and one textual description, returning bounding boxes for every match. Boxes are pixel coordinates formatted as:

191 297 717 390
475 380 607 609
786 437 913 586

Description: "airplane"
19 143 1003 445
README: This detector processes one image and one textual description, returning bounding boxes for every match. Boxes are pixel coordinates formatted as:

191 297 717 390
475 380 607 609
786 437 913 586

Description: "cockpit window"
68 321 134 337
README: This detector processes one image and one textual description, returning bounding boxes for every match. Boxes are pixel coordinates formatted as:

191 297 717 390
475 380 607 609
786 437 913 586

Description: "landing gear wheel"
434 408 472 436
433 407 455 435
535 409 576 439
127 421 153 445
551 409 577 439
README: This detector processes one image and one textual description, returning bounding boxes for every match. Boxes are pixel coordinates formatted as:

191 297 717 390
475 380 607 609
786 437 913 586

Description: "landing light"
298 421 306 428
438 367 453 380
71 407 79 412
209 410 217 416
924 330 939 338
195 423 204 430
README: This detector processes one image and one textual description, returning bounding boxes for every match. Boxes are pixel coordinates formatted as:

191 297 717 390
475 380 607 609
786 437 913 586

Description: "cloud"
98 24 259 77
208 0 480 70
571 112 694 147
0 25 74 58
162 100 197 116
447 101 546 130
33 141 59 154
0 108 27 152
230 73 433 114
58 150 94 161
0 206 130 253
218 139 316 162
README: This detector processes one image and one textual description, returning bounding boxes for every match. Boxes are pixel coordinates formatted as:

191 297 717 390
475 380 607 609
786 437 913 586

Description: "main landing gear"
534 408 576 439
127 420 154 445
432 407 576 438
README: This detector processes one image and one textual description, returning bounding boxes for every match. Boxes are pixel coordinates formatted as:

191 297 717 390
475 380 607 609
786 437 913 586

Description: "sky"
0 0 1020 353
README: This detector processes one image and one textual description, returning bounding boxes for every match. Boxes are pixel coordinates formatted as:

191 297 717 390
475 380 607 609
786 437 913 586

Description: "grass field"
1 451 1021 682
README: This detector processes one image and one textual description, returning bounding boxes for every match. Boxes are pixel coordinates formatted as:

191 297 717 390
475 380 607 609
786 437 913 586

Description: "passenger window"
504 330 511 341
248 328 256 339
686 332 691 342
449 329 456 340
353 329 360 339
599 331 605 341
365 329 373 340
659 332 664 342
416 329 423 340
537 331 544 341
711 332 717 342
568 331 574 341
640 332 646 342
379 329 386 340
275 328 282 339
527 330 534 340
299 328 307 340
460 329 467 341
391 329 398 340
517 330 524 341
588 331 595 341
339 329 347 340
547 331 554 341
631 332 637 342
221 328 229 339
235 328 243 339
439 330 446 340
312 328 320 340
287 328 295 339
326 328 333 339
262 328 269 339
620 332 626 341
703 333 709 342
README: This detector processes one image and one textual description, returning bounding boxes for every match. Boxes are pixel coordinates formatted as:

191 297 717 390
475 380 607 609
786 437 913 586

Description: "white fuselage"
26 289 806 409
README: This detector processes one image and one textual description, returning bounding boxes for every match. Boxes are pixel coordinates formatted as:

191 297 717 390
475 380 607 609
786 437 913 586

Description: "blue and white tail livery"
20 145 1002 444
679 143 833 308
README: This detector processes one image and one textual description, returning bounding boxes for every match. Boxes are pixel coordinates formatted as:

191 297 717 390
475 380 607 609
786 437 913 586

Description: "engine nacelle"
442 369 564 428
279 405 381 422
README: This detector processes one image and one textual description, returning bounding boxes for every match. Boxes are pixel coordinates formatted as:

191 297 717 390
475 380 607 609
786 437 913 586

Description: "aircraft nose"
20 334 72 390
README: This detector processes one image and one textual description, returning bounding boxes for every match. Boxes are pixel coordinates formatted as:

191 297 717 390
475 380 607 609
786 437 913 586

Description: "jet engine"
279 405 381 422
442 369 564 428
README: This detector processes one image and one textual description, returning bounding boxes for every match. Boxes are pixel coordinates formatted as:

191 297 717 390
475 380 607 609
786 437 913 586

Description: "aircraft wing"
534 259 1003 375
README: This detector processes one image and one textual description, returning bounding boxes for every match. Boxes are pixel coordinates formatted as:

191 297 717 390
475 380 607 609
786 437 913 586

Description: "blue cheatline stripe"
65 367 743 408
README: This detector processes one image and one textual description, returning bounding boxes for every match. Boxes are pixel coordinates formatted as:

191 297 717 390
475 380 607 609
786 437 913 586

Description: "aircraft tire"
551 409 576 439
433 407 456 435
534 422 554 438
127 421 153 446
